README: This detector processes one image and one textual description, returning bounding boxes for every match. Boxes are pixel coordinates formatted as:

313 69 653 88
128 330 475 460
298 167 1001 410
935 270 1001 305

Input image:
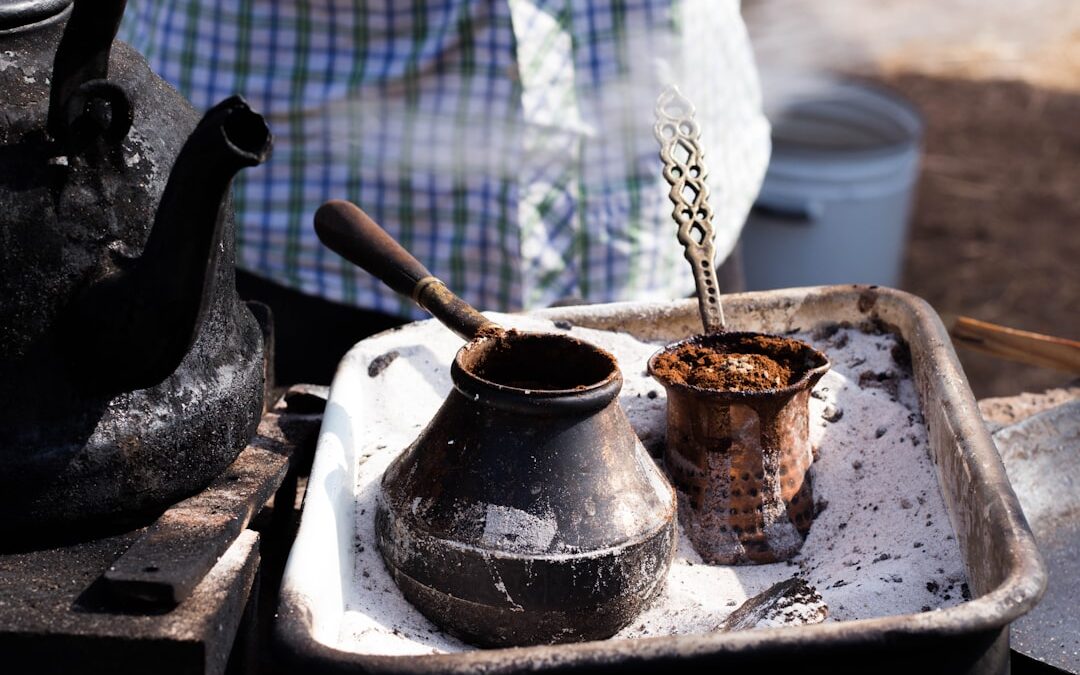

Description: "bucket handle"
750 197 822 224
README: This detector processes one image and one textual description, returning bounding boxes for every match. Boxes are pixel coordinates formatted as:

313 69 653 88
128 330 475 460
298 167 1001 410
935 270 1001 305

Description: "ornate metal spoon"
654 85 725 333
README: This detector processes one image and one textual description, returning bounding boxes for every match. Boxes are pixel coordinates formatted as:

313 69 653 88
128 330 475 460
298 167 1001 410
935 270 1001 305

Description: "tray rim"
274 284 1046 673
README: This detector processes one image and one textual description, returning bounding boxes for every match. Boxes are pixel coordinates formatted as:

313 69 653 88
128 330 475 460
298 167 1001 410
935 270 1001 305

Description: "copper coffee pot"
648 87 830 565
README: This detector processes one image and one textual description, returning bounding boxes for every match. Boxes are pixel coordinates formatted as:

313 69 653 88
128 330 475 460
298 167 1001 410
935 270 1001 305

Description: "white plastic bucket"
742 82 924 290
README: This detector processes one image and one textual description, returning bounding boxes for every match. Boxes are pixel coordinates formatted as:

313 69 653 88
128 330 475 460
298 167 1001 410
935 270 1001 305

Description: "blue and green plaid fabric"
120 0 769 318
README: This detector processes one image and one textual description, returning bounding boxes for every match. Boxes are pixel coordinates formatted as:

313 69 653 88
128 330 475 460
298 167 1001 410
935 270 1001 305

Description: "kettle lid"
0 0 71 31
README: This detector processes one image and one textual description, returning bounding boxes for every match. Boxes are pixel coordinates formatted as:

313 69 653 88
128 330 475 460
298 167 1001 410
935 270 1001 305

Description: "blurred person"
120 0 769 383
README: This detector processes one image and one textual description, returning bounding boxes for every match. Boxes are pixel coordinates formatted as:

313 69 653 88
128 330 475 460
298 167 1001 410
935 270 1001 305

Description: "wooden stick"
950 316 1080 373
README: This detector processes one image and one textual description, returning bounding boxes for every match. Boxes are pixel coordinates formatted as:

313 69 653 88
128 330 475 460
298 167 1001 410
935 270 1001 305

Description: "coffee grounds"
652 338 796 391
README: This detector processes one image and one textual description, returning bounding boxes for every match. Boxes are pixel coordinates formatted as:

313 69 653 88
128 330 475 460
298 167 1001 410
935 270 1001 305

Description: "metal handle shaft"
655 86 725 334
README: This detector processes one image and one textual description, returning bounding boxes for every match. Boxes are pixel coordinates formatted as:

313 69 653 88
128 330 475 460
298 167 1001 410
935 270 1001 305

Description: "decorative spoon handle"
654 86 725 334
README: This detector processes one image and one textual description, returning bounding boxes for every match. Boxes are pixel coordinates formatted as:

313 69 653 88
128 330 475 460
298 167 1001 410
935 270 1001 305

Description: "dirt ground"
745 0 1080 398
885 73 1080 398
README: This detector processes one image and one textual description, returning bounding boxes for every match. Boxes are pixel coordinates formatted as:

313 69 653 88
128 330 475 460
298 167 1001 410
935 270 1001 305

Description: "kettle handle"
47 0 131 148
314 200 498 341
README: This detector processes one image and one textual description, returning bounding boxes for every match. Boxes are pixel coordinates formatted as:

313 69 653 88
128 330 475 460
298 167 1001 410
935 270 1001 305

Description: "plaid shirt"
120 0 769 318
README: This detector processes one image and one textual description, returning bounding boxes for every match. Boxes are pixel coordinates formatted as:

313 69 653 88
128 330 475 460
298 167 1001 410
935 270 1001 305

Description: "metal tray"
274 285 1045 674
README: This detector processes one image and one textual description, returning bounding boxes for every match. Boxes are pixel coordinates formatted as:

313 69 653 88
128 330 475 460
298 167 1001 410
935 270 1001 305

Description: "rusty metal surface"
275 285 1046 674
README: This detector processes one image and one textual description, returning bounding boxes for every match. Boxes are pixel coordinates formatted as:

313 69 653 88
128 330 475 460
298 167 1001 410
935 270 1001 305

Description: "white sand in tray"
336 314 968 655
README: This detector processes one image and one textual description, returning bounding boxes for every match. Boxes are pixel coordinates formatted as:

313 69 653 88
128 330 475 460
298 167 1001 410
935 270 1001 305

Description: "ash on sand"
337 315 967 655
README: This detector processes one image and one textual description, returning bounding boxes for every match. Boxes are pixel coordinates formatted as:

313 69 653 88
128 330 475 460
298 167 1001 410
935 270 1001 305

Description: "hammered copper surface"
651 333 828 565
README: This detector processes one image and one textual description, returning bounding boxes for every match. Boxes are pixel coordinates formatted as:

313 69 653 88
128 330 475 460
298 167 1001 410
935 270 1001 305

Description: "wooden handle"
314 200 496 340
314 199 435 299
951 316 1080 373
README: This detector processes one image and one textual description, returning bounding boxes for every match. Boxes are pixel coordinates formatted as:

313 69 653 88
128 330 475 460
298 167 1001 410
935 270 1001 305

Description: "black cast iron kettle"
315 200 677 647
0 0 272 539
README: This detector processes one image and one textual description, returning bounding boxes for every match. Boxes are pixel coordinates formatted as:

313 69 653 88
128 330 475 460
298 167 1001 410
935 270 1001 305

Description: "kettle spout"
65 96 272 393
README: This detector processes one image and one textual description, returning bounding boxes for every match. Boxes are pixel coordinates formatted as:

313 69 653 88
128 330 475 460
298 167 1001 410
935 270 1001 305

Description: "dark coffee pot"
0 0 272 537
314 201 677 647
